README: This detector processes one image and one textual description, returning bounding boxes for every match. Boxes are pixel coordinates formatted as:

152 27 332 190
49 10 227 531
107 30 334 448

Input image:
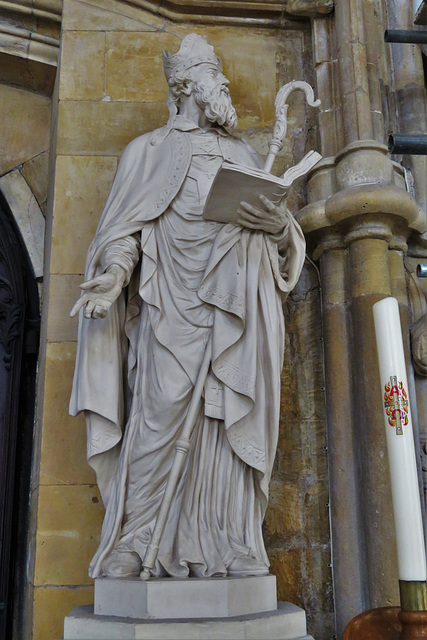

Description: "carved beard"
193 81 238 129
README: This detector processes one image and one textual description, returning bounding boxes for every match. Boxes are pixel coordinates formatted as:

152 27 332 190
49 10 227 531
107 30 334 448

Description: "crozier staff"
70 34 306 580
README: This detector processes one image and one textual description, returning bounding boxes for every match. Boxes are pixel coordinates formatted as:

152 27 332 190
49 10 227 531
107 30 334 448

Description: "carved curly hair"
167 69 194 106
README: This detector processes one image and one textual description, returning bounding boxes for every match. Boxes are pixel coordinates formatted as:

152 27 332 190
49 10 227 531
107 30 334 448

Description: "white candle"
373 297 427 582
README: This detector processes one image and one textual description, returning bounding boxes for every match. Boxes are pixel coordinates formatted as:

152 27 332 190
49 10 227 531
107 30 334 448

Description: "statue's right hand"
70 271 123 320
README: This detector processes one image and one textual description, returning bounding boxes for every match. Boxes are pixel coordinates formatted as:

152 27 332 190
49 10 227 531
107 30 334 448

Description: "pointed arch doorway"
0 190 40 639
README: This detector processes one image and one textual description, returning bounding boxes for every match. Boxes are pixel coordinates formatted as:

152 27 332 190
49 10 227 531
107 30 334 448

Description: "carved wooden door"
0 194 39 639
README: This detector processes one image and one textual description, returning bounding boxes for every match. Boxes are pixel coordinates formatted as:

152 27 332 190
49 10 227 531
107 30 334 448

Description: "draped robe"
70 117 306 578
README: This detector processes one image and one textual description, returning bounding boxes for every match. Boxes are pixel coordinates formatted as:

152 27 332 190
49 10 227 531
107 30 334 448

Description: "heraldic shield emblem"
383 375 409 436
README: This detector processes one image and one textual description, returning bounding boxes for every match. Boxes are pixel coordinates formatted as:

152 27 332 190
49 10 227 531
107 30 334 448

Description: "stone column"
334 0 373 144
347 231 394 605
302 0 427 632
319 242 368 627
300 147 423 636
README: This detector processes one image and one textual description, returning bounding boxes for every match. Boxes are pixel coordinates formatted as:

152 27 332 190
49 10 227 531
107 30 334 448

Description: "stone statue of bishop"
70 33 306 580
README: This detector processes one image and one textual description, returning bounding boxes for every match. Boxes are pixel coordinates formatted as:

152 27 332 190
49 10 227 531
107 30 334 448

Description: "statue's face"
189 62 238 128
190 62 229 93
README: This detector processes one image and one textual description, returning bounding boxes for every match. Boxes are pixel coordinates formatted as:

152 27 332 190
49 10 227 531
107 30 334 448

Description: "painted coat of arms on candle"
384 375 408 435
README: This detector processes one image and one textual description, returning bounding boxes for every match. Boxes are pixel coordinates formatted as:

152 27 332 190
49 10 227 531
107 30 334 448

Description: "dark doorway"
0 191 40 639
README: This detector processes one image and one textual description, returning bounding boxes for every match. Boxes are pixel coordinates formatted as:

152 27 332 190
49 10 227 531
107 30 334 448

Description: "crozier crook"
264 80 321 174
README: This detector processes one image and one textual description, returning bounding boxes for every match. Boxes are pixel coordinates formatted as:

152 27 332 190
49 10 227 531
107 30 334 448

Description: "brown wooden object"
343 607 401 639
399 611 427 639
344 608 427 639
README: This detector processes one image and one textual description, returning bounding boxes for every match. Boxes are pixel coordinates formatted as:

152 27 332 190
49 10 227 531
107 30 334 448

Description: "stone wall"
28 1 333 638
0 84 51 283
0 86 50 179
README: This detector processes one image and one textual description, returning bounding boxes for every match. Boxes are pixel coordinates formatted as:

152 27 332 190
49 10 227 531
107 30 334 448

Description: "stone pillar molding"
334 0 373 144
299 140 426 241
296 136 423 636
318 245 367 634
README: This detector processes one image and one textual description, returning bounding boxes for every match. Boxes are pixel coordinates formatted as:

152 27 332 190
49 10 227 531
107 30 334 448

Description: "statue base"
63 601 314 640
94 574 277 619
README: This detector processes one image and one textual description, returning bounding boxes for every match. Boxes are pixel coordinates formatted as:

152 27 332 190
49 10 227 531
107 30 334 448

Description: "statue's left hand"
236 195 291 236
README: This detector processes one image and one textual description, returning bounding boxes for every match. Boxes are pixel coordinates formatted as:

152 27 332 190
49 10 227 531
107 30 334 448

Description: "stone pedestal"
95 574 277 619
63 602 313 640
63 575 314 639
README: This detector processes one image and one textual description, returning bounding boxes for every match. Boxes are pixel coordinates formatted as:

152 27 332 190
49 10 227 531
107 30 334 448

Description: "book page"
202 151 321 225
202 164 288 224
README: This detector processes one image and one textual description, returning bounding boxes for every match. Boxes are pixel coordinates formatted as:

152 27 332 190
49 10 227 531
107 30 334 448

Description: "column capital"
297 140 426 251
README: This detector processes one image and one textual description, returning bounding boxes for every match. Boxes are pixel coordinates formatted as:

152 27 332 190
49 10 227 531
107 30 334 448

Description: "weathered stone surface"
50 155 118 274
338 41 370 98
305 483 330 545
266 263 332 637
350 237 392 297
313 18 331 66
285 0 334 16
20 151 49 214
269 549 302 605
34 484 104 586
46 275 81 341
56 101 168 156
40 342 95 485
62 0 168 32
59 31 106 101
317 247 368 637
326 184 423 232
0 85 50 176
341 88 373 145
105 32 176 102
0 169 45 278
0 0 61 39
265 481 304 538
318 109 341 158
33 585 94 640
335 141 392 190
306 547 333 612
0 52 57 96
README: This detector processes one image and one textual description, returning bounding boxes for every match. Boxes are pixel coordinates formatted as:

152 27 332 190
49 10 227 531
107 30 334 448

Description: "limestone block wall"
0 84 51 288
29 1 332 638
0 86 51 179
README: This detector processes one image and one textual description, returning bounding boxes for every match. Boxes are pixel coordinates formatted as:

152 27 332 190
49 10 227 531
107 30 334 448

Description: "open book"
202 150 321 224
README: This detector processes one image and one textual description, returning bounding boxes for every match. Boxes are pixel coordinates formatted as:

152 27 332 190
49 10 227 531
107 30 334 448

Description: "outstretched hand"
236 194 291 236
70 271 123 320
